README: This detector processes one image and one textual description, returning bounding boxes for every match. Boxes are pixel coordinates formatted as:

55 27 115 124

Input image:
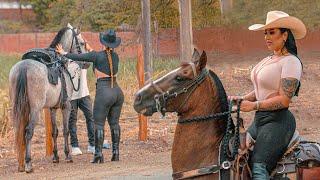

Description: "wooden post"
153 20 159 58
141 0 152 82
219 0 233 15
137 44 148 141
44 109 53 156
178 0 193 62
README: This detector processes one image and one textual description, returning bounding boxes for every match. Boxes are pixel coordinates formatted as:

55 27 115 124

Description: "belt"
97 77 117 81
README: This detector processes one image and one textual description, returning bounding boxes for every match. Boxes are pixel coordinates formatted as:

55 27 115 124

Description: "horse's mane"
49 27 70 48
208 70 229 122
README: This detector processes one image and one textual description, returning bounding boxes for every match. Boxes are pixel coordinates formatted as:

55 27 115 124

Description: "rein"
172 100 243 180
64 27 82 92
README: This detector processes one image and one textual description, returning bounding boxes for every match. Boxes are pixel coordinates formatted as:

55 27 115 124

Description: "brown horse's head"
133 48 207 116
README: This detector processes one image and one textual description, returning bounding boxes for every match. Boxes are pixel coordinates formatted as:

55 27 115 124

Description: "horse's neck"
171 77 226 174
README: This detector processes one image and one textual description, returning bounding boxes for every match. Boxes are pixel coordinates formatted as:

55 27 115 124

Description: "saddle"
227 130 320 179
21 48 67 85
21 48 69 108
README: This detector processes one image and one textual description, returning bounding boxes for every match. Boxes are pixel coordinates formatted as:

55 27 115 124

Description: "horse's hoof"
25 164 33 173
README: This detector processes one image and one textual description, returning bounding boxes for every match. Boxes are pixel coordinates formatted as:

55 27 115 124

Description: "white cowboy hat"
248 11 307 39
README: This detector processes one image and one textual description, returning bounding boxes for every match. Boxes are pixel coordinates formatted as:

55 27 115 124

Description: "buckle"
221 161 231 169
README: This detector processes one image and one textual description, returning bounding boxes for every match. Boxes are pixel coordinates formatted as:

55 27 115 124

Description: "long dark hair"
280 28 302 96
280 28 298 57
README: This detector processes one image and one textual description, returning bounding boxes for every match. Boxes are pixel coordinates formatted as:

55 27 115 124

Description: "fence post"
44 109 53 156
137 44 148 141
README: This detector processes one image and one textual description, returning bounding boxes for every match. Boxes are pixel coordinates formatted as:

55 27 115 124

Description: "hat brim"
248 16 307 39
99 33 121 48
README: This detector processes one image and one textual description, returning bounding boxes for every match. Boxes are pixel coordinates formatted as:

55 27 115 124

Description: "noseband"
152 62 208 116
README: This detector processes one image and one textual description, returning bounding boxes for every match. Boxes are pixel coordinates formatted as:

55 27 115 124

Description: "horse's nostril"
135 93 142 104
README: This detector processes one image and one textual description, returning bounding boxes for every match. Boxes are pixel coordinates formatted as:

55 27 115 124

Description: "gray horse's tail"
13 65 30 171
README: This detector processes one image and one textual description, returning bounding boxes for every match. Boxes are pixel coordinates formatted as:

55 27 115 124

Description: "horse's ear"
191 48 200 62
67 23 73 29
197 51 207 70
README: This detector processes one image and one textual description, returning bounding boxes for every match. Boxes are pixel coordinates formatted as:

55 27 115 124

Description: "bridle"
69 28 82 54
64 27 83 91
152 62 208 116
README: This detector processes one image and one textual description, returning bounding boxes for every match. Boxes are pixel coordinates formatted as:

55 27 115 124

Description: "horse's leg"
62 102 73 162
50 108 59 163
24 109 40 173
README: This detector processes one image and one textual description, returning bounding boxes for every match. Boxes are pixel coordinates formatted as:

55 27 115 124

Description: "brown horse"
133 49 320 179
134 49 236 179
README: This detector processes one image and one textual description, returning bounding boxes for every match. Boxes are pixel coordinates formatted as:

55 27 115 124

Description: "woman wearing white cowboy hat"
228 11 306 179
56 29 124 163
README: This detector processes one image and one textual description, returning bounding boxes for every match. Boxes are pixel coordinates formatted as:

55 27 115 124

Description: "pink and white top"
250 54 302 101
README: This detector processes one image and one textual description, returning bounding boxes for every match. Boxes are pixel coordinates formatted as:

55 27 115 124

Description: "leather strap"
172 164 222 179
189 62 197 77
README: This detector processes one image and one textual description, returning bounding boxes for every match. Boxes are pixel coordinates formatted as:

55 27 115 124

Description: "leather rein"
64 27 83 92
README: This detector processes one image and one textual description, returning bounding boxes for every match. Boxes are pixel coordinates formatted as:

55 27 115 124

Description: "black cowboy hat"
99 29 121 48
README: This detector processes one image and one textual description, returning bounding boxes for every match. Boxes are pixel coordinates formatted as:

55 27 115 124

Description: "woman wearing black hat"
56 29 124 163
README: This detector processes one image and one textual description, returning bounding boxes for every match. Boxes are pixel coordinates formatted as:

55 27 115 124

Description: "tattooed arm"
257 77 299 111
228 90 256 103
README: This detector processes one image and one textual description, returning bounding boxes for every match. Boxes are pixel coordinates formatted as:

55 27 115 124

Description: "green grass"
0 54 20 89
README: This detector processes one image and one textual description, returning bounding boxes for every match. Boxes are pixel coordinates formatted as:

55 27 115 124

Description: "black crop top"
65 50 119 76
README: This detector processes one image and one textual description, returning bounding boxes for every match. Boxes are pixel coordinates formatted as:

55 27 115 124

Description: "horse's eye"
175 76 183 82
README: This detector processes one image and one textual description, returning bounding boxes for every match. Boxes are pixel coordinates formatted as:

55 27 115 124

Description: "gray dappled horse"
9 24 87 173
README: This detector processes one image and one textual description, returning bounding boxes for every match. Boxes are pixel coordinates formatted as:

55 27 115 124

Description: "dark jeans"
69 95 95 147
248 109 296 173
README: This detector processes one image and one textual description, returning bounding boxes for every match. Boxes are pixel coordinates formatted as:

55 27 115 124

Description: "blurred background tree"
9 0 320 32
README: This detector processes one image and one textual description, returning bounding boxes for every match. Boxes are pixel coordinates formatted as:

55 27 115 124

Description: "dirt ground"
1 51 320 179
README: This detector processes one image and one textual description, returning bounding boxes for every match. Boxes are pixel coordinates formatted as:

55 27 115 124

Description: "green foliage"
22 0 56 28
0 54 20 88
83 0 141 31
0 20 25 33
18 0 320 31
151 0 179 28
44 0 77 31
192 0 222 28
228 0 320 29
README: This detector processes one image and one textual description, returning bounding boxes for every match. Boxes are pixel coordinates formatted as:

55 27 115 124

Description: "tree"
21 0 56 28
